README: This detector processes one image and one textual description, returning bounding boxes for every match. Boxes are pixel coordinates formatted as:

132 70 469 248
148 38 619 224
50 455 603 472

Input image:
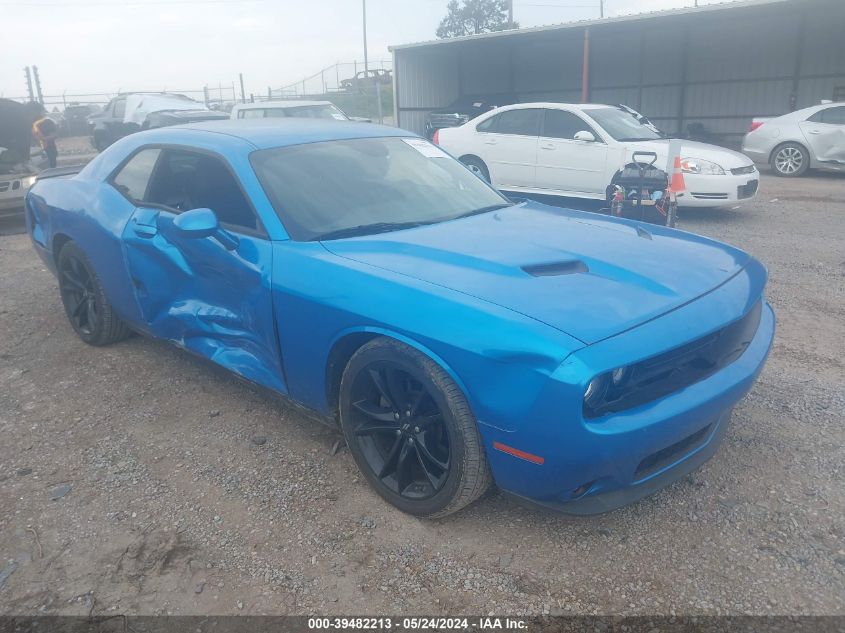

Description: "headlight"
23 176 37 188
611 367 629 386
680 157 725 175
584 366 631 414
584 374 609 408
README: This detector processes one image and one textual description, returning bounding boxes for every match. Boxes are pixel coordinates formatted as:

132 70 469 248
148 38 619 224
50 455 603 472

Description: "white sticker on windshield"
402 138 449 158
331 113 346 120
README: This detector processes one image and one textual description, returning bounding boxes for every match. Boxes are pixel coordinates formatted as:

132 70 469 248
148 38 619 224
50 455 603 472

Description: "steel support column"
676 25 690 136
580 27 590 103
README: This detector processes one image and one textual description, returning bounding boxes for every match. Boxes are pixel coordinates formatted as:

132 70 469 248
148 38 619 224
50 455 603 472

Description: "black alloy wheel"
339 338 491 518
350 362 451 500
57 242 131 346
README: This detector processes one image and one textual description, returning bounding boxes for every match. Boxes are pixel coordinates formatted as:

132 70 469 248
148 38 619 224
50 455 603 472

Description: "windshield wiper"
451 202 514 220
314 221 428 241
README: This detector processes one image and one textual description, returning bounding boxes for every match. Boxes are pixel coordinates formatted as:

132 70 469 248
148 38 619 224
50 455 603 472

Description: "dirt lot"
0 168 843 617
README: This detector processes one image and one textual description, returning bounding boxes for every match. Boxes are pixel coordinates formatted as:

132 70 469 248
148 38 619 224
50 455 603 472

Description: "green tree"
436 0 517 38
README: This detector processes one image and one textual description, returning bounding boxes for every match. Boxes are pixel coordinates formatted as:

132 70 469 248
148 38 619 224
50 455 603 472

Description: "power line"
0 0 272 6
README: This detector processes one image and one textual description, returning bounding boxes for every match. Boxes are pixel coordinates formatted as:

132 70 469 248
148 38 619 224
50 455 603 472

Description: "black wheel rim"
60 254 99 336
349 363 451 500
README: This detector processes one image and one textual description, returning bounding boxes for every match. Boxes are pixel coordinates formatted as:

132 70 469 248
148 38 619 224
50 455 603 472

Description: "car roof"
492 102 612 111
764 101 845 123
233 100 334 109
158 118 412 149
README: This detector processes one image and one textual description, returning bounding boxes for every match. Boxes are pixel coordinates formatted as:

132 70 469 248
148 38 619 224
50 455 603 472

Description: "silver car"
742 102 845 177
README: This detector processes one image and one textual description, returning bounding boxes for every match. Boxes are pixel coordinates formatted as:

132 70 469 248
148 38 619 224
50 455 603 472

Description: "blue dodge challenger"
25 119 774 518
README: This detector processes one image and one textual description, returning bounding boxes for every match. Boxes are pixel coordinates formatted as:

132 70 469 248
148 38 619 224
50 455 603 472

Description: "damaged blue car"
25 119 774 518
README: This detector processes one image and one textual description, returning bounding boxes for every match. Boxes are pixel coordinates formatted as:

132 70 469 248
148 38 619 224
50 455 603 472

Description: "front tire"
460 156 491 183
339 338 491 518
57 242 132 346
771 142 809 177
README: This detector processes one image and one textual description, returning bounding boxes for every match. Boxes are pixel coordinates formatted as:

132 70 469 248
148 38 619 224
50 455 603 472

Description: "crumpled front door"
799 120 845 165
121 206 286 394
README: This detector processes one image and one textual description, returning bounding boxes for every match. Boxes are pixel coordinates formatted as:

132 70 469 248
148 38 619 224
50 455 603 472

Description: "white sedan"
435 103 759 208
742 102 845 177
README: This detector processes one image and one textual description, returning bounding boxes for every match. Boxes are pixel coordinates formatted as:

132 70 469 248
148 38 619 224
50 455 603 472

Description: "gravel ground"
0 168 843 616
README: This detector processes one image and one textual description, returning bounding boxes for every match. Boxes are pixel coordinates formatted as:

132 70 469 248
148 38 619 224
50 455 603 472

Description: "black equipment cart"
610 151 677 228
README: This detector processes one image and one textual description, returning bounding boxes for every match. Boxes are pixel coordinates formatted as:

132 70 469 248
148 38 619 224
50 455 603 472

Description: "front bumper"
479 262 775 515
675 170 760 207
0 175 36 215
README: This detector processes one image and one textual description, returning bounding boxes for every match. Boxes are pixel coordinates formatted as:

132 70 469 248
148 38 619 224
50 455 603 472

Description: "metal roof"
388 0 795 51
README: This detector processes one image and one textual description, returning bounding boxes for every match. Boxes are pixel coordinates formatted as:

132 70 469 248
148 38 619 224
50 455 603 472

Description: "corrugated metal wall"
394 0 845 145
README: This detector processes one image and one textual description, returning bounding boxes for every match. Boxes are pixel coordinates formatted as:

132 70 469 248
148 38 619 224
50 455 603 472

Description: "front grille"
0 180 10 193
584 300 762 418
738 179 759 199
691 192 729 200
731 165 756 176
634 424 712 479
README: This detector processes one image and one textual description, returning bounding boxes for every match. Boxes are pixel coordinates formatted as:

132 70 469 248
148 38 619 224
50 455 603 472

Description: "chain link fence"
2 60 396 132
267 60 394 124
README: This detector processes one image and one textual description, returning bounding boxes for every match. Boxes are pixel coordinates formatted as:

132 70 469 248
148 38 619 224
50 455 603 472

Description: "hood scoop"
522 260 589 277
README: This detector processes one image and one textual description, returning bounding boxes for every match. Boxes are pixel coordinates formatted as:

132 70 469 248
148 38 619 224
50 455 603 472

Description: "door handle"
484 138 498 145
131 210 159 238
807 129 821 134
539 142 555 150
132 221 158 238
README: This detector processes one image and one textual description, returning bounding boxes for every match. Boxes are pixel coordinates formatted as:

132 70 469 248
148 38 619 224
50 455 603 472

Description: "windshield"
266 104 348 120
251 137 511 241
587 107 664 142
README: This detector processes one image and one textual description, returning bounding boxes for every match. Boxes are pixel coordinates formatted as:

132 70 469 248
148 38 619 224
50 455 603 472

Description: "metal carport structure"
389 0 845 146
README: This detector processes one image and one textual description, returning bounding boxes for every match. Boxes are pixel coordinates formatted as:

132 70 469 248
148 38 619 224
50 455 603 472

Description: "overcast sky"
2 0 721 102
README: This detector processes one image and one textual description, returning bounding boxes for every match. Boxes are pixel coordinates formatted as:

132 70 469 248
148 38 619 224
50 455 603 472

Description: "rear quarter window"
111 148 161 201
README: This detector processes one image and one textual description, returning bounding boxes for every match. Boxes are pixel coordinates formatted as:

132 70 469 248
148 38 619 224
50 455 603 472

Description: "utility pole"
362 0 369 75
508 0 513 28
32 65 44 104
239 73 246 103
599 0 604 18
24 66 34 101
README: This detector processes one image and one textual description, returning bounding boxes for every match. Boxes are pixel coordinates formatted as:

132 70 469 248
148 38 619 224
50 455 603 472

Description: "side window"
542 109 600 140
240 108 266 119
493 109 541 136
476 115 497 133
111 148 161 201
113 98 126 119
145 149 260 233
819 106 845 125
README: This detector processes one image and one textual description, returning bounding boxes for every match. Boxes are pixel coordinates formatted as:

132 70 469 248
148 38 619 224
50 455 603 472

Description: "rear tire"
770 142 809 177
93 132 109 152
460 156 491 183
339 337 491 518
57 242 132 346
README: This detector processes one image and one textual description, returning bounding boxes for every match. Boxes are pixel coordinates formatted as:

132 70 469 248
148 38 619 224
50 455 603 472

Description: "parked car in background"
0 99 40 216
26 119 773 517
742 102 845 177
88 93 215 150
340 69 392 91
145 109 228 129
425 93 517 140
230 100 351 121
435 103 760 208
61 104 101 137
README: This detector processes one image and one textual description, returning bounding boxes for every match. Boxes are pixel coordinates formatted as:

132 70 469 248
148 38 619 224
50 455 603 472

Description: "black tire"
93 131 112 152
57 241 132 346
460 156 491 183
339 337 491 518
770 142 809 177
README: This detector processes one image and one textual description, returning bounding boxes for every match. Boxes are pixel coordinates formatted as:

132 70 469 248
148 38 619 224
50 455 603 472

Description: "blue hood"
323 203 751 344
